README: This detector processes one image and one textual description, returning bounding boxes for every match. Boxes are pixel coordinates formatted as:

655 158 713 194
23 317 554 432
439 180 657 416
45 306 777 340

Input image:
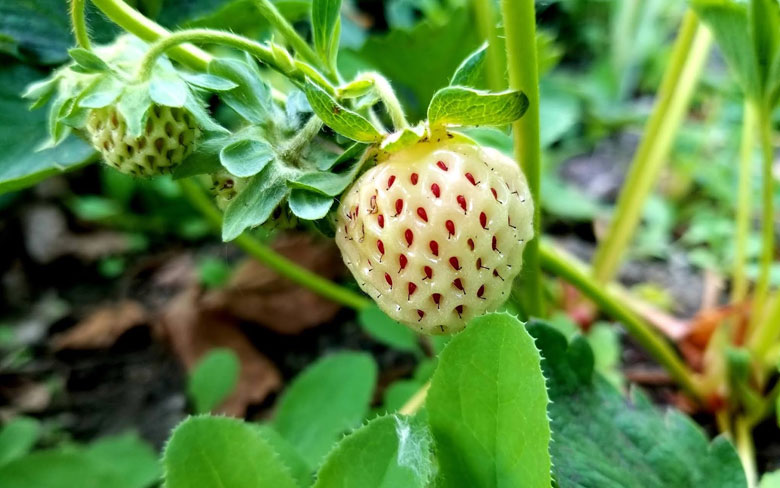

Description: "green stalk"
500 0 543 317
179 179 372 311
473 0 503 91
70 0 91 49
90 0 211 70
540 240 703 400
348 72 408 129
592 11 712 283
754 105 776 309
735 416 757 488
732 101 758 304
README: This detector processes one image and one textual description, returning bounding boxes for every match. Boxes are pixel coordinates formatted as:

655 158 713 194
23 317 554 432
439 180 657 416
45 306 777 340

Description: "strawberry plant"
0 0 779 486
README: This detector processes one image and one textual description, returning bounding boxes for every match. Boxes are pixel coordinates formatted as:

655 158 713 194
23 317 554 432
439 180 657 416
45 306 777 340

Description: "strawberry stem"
732 100 758 305
69 0 91 49
350 72 409 130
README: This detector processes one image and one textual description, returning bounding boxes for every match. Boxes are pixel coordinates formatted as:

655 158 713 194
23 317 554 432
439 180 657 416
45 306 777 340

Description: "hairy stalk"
540 241 703 400
135 29 335 95
70 0 91 49
501 0 543 317
732 101 758 304
178 179 372 311
281 116 324 160
349 73 408 130
473 0 503 91
592 11 712 283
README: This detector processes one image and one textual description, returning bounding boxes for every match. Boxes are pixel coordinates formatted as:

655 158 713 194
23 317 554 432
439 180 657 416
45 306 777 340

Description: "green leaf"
749 0 780 94
183 92 228 133
692 0 761 98
304 82 383 143
68 48 110 73
255 426 312 487
173 132 230 179
451 43 488 87
761 471 780 488
527 320 747 488
222 161 293 240
149 72 189 108
208 57 272 124
79 75 124 109
427 87 529 128
187 348 240 413
288 189 333 220
219 138 275 177
0 417 40 466
180 72 238 91
317 141 366 171
22 76 59 109
313 415 435 488
164 416 299 488
427 313 552 487
117 83 152 138
288 158 363 196
84 433 161 488
311 0 341 67
0 64 94 194
273 352 377 469
358 305 420 353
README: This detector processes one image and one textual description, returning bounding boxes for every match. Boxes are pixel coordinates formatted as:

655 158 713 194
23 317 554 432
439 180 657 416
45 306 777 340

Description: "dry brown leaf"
53 300 148 350
158 287 282 416
204 233 344 334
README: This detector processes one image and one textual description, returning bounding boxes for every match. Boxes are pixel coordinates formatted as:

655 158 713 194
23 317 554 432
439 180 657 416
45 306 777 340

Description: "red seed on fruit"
429 240 439 256
465 173 477 185
457 195 467 212
432 293 442 307
492 235 499 251
387 175 396 189
431 183 441 198
453 278 465 292
377 239 385 255
480 212 488 229
424 266 433 279
411 173 418 185
445 220 455 237
437 161 448 171
417 207 428 222
477 285 485 298
467 238 475 251
417 309 425 320
476 258 483 270
399 254 408 270
449 257 460 270
491 188 498 200
395 198 403 215
405 229 414 246
408 282 417 297
385 273 393 287
377 214 384 228
493 269 503 280
455 305 464 318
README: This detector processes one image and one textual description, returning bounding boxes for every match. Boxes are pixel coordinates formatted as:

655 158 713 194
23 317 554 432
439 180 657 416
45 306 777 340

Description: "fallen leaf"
53 300 148 350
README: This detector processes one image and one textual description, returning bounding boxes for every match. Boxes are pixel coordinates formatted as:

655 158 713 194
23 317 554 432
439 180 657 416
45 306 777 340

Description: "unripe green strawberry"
86 104 200 176
211 171 246 210
336 140 533 334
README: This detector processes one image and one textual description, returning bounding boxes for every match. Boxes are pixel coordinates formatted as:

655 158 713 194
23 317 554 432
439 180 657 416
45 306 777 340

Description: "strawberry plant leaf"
173 132 230 179
149 72 188 108
84 434 161 488
288 189 333 219
179 72 238 91
760 471 780 487
187 348 240 413
117 82 152 138
164 416 299 488
311 0 342 67
219 137 275 177
272 352 377 470
255 426 312 487
0 417 40 466
316 141 365 171
68 48 110 73
208 57 272 124
450 42 488 87
288 158 364 196
313 415 435 488
183 92 228 133
303 81 384 143
222 160 295 240
527 320 747 488
357 305 420 353
79 75 124 109
427 312 552 487
749 0 780 95
427 87 529 128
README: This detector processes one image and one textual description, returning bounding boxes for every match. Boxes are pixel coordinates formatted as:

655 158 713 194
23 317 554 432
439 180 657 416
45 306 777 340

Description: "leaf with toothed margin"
450 42 488 87
427 87 529 128
304 81 384 143
288 189 333 220
380 125 426 153
313 414 435 488
427 312 552 487
179 73 238 91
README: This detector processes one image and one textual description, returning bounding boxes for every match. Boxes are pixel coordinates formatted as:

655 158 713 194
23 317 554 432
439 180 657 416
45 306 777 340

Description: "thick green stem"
732 101 758 304
90 0 211 70
592 11 712 282
350 73 408 130
754 106 776 309
179 179 372 311
473 0 503 91
281 116 323 160
70 0 91 49
540 240 703 400
735 417 757 488
501 0 543 317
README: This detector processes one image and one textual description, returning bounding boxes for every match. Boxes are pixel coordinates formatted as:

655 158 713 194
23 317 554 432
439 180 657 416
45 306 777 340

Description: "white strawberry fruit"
86 104 200 177
336 139 533 334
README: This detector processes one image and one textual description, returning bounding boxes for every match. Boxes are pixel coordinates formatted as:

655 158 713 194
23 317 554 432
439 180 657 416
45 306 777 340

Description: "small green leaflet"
427 86 529 128
313 415 435 488
311 0 342 67
117 82 152 137
208 57 272 124
68 48 110 73
179 73 238 91
304 81 384 143
288 189 333 220
164 416 298 488
0 417 40 466
427 313 552 487
450 43 488 87
288 157 364 196
149 71 188 108
78 75 123 109
749 0 780 94
357 305 420 353
219 138 275 177
187 348 240 414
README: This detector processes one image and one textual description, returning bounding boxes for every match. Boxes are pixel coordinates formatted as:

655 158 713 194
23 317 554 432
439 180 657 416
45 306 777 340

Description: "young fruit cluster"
336 139 533 334
86 104 200 177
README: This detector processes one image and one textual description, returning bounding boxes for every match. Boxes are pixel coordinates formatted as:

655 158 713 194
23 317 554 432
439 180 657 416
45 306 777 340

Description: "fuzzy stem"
351 72 408 130
70 0 91 49
732 101 758 304
135 29 335 95
540 240 703 400
90 0 211 70
735 416 757 488
281 115 324 160
399 381 430 416
178 179 372 311
473 0 503 91
501 0 543 318
592 12 712 283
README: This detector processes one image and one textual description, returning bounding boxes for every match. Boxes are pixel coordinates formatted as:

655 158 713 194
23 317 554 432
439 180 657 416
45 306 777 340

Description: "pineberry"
336 140 534 334
86 104 200 177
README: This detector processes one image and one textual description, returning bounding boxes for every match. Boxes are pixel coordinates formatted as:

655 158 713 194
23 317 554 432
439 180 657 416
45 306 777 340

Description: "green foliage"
0 417 41 466
219 138 275 177
208 57 274 125
358 305 421 353
311 0 342 68
164 416 298 488
272 352 378 469
427 87 529 128
304 82 384 143
427 313 552 487
313 415 435 487
288 189 334 219
187 348 240 413
450 43 488 87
